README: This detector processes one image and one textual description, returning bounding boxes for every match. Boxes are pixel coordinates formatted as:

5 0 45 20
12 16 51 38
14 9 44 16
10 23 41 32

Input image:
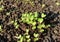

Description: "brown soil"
0 0 60 42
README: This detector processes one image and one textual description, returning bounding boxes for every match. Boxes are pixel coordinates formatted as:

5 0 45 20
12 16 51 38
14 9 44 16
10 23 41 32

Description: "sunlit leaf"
26 29 29 33
41 13 46 18
41 23 45 28
0 25 2 31
34 12 38 17
34 38 39 42
30 15 34 20
46 24 51 28
26 35 30 38
39 29 44 32
32 26 36 30
37 18 43 23
37 25 42 29
15 25 19 29
20 37 23 42
33 33 39 37
14 22 17 26
32 22 36 26
0 5 4 11
27 39 31 42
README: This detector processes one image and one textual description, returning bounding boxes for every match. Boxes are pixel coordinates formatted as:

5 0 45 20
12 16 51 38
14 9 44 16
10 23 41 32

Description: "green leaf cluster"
21 12 49 32
17 29 31 42
20 12 51 42
0 5 4 11
11 20 19 29
33 33 39 42
21 12 38 25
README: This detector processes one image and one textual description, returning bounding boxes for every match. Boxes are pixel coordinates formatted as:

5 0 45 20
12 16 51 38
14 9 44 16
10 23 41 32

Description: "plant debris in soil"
0 0 60 42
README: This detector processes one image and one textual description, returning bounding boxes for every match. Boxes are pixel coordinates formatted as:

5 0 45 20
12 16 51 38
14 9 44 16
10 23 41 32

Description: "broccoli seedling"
27 39 31 42
56 2 60 6
6 12 10 16
34 37 39 42
0 5 4 11
0 25 2 32
21 12 50 33
33 33 39 38
41 4 45 8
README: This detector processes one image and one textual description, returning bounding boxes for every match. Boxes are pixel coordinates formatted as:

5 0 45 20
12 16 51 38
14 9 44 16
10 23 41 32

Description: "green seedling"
34 37 39 42
27 39 31 42
33 33 39 38
32 22 36 26
26 35 30 38
21 12 50 33
21 12 50 41
46 24 51 28
34 12 38 18
0 25 2 31
39 29 44 32
17 35 24 42
32 26 36 30
30 16 34 21
10 20 14 24
21 12 36 25
17 35 22 39
6 12 10 16
17 33 30 42
56 2 60 6
12 20 19 29
14 21 17 26
26 29 29 33
25 29 30 39
19 36 24 42
41 4 45 8
15 25 19 29
37 18 43 23
17 12 52 42
0 5 4 11
22 0 34 6
29 1 34 6
18 35 22 38
37 23 45 29
41 13 46 18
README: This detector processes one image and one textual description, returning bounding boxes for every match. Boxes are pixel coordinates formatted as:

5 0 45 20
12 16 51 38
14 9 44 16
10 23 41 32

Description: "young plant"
27 39 31 42
34 37 39 42
22 0 34 6
0 25 2 32
25 29 29 34
41 13 46 18
0 5 4 11
6 12 10 16
21 12 50 32
17 34 25 42
17 29 30 42
37 18 43 23
21 12 37 25
41 4 45 8
32 26 36 30
33 33 39 42
21 12 51 41
56 2 60 6
17 35 24 42
33 33 39 38
11 20 19 29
